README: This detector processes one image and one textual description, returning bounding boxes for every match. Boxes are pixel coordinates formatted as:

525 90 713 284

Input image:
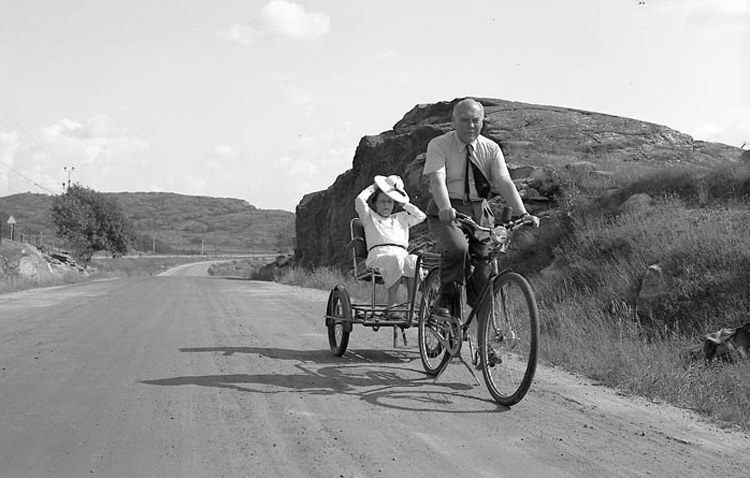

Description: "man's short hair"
452 98 484 119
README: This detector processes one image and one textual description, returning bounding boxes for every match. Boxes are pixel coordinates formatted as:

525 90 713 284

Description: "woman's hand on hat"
387 175 404 190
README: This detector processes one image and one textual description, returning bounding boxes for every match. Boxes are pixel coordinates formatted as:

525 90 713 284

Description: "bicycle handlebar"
455 210 534 233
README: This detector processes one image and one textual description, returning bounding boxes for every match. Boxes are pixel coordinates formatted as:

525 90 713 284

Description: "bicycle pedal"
473 350 482 370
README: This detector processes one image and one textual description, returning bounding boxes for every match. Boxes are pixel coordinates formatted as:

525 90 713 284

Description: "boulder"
621 193 653 213
294 97 742 270
703 323 750 362
636 264 672 322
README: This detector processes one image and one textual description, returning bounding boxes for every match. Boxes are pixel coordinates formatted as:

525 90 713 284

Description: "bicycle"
417 207 539 406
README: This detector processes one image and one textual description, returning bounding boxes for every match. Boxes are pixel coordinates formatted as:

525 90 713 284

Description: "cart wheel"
418 269 451 375
326 285 351 356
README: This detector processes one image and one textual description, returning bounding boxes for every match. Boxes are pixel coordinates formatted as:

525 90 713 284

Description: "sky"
0 0 748 212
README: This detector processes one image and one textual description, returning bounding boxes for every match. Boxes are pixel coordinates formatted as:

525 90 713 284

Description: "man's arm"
428 171 456 222
489 149 540 227
493 174 527 216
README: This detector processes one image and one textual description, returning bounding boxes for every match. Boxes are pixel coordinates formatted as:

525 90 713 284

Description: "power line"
0 159 58 194
0 102 43 148
0 100 61 195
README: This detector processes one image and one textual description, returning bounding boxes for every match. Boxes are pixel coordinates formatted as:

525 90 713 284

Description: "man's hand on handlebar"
522 213 541 228
455 211 540 232
438 207 457 222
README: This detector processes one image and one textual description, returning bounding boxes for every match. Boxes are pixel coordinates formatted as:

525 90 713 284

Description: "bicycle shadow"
177 346 416 365
142 346 509 413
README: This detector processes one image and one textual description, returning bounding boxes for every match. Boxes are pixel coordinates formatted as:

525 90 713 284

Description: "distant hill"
0 191 295 254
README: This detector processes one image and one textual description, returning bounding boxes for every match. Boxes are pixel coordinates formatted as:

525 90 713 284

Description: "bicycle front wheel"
477 272 538 406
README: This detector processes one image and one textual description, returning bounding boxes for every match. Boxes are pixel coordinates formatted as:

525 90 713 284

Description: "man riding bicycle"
423 98 540 316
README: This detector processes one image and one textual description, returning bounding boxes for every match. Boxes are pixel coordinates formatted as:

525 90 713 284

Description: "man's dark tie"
463 143 473 204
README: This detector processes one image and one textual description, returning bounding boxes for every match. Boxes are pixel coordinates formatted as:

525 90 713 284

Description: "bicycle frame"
423 211 532 381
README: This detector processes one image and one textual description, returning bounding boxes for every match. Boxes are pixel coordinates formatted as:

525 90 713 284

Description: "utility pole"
63 166 75 191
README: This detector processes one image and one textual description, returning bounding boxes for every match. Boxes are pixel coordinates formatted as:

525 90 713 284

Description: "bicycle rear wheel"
417 269 451 375
477 272 538 406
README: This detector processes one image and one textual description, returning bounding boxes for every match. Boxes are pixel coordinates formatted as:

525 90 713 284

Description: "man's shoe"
431 293 451 316
486 347 501 367
475 348 501 370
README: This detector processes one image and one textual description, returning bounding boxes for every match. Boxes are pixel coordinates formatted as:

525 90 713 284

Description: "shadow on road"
142 346 508 413
178 346 416 364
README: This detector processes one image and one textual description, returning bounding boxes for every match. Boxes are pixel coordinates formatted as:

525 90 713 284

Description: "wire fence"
1 224 289 259
0 228 65 253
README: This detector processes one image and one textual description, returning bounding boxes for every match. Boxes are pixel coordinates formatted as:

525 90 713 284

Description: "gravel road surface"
0 263 747 477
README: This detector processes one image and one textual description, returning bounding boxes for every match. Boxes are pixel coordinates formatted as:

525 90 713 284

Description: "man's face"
453 104 483 144
375 193 394 217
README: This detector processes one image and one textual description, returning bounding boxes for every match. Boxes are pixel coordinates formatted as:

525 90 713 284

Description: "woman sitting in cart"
354 175 426 320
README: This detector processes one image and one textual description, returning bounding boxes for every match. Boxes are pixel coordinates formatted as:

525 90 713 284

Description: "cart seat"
349 218 384 284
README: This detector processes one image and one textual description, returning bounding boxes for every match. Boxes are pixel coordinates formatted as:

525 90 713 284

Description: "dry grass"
276 266 385 303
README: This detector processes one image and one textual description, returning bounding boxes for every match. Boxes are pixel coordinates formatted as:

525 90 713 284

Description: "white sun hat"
374 175 409 204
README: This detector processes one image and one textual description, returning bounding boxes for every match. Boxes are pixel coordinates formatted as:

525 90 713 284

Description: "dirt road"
0 264 747 477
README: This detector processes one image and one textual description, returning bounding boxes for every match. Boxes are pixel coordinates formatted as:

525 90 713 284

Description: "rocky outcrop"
295 97 742 270
636 264 672 322
19 245 88 279
703 323 750 362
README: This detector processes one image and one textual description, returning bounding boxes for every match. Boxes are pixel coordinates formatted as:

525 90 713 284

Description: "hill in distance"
0 191 295 255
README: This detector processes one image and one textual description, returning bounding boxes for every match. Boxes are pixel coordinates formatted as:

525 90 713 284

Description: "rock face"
295 97 742 270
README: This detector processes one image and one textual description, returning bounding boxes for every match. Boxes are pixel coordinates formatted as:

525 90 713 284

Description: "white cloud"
0 130 20 163
222 0 330 46
659 0 750 28
214 144 238 159
220 24 259 47
185 174 209 195
261 0 330 39
374 50 398 61
20 115 151 193
280 85 320 115
41 115 149 167
193 121 356 210
692 106 750 147
0 130 21 193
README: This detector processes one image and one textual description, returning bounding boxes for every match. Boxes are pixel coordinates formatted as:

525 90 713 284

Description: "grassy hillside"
532 160 750 429
0 191 295 254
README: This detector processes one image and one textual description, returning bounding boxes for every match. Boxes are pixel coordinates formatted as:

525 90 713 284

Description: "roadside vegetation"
52 184 133 264
275 160 750 431
206 257 278 278
1 183 214 295
0 248 203 295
